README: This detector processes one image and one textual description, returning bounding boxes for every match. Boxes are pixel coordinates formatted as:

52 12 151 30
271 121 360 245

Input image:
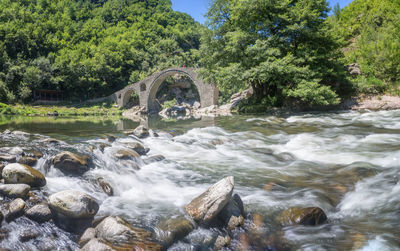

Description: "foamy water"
0 109 400 250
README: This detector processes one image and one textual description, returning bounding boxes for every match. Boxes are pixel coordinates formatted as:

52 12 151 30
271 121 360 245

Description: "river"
0 109 399 250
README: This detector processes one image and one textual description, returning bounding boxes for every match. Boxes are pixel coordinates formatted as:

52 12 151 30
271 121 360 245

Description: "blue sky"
171 0 354 24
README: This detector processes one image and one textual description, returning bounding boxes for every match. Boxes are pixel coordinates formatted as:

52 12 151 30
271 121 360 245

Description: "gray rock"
277 207 327 226
79 227 96 247
133 125 149 138
49 190 99 219
52 151 90 175
80 238 115 251
214 235 231 250
18 156 38 166
0 154 17 163
115 149 140 160
95 216 162 250
217 194 245 230
12 131 30 136
123 142 148 155
0 184 30 198
157 217 194 247
95 216 151 243
25 204 52 223
19 228 40 242
40 138 60 144
185 176 234 224
2 163 46 187
5 198 26 222
49 190 99 233
0 146 24 155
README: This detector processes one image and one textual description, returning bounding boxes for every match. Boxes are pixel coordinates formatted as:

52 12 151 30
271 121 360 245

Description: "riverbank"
0 103 124 117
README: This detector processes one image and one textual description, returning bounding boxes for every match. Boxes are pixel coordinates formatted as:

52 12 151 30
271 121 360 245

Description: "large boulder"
5 198 26 222
52 151 90 175
277 207 327 226
0 184 30 199
79 227 96 247
81 238 115 251
157 217 195 247
185 176 234 224
25 204 52 223
95 216 162 250
2 163 46 187
48 190 99 232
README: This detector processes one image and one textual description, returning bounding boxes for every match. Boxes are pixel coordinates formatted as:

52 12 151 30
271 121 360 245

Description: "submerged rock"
19 228 41 242
185 176 234 224
2 163 46 187
277 207 327 226
0 184 30 198
49 190 99 232
157 217 195 247
52 151 90 175
5 198 26 222
0 154 17 163
18 156 38 166
97 177 113 196
133 125 149 139
25 204 52 223
123 142 149 156
143 155 165 165
115 149 140 160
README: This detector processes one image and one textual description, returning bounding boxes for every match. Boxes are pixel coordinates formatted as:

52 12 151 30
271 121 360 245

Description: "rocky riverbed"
0 127 329 250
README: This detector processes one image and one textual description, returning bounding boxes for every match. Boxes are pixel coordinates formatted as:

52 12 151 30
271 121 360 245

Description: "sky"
171 0 354 24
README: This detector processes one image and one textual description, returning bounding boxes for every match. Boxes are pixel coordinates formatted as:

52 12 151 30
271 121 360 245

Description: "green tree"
200 0 345 106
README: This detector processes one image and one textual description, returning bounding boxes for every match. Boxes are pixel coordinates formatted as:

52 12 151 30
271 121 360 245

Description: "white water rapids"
0 109 399 250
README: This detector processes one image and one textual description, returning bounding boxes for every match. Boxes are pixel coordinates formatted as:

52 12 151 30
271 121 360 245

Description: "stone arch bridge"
89 67 218 113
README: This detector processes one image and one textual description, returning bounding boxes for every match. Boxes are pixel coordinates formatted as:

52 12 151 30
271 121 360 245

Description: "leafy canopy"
200 0 346 106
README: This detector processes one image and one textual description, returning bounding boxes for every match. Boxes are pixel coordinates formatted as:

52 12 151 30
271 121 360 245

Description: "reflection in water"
0 110 399 250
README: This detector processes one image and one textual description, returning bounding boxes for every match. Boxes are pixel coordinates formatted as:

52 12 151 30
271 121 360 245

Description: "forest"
0 0 399 108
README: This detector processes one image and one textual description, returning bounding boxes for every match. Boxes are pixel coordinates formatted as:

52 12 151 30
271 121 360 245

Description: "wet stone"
5 198 26 222
79 227 96 247
143 155 165 165
0 184 30 199
157 217 195 247
185 176 234 224
2 163 46 187
52 151 90 175
18 156 38 166
25 204 52 223
133 125 149 139
0 155 16 163
19 228 41 242
214 235 231 250
97 177 114 196
115 149 140 159
277 207 327 226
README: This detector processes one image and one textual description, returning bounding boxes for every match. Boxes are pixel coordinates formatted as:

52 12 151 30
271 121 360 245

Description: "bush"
287 81 340 106
162 98 177 110
353 76 387 94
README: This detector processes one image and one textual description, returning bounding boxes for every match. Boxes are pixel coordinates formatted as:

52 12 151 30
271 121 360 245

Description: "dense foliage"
329 0 400 94
199 0 347 107
0 0 202 102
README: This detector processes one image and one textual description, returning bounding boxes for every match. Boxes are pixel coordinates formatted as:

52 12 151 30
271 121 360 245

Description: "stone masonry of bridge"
88 67 218 113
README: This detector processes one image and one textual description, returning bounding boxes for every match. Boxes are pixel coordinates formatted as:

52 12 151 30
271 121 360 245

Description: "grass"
0 102 125 116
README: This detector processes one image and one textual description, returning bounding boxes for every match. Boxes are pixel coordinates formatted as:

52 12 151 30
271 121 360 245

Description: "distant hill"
0 0 202 102
329 0 400 94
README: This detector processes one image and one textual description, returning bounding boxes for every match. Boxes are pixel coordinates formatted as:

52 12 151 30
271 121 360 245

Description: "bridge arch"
111 67 218 113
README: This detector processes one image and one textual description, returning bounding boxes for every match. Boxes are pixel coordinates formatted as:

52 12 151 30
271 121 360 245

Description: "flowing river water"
0 109 399 250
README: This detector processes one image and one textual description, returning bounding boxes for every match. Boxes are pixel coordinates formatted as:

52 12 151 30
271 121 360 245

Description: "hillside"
329 0 400 94
0 0 202 102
